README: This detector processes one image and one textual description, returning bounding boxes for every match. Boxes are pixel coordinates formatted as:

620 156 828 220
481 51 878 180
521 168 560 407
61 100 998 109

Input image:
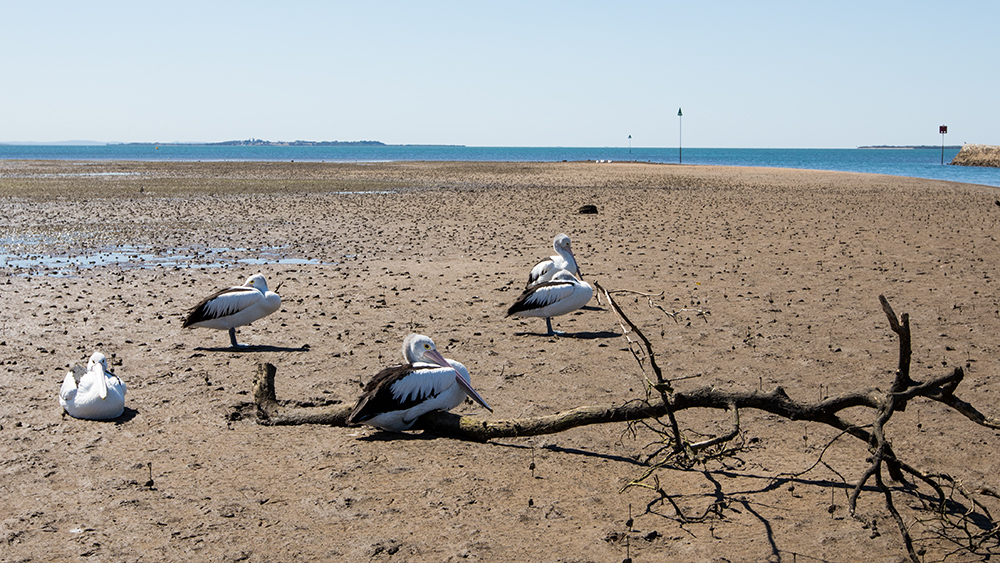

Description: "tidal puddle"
1 244 331 277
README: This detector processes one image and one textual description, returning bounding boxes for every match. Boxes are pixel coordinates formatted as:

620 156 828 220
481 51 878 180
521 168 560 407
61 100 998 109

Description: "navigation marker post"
678 108 683 164
939 125 948 165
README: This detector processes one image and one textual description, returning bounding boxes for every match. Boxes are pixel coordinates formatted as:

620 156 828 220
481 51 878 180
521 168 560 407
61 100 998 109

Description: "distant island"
109 139 466 148
857 145 962 149
211 139 387 147
116 139 387 147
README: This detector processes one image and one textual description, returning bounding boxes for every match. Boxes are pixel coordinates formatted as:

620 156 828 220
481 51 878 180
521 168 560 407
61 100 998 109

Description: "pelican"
507 270 593 336
59 352 126 420
347 334 492 432
182 273 281 347
526 233 582 289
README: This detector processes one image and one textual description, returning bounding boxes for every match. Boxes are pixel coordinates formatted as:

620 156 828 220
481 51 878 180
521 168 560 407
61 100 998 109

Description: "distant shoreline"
113 140 467 148
858 145 962 149
123 140 387 147
0 142 965 150
0 140 466 148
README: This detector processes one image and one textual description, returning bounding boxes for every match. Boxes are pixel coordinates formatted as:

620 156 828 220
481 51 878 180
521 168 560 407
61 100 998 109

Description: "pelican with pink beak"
347 334 492 432
525 233 582 289
182 273 281 347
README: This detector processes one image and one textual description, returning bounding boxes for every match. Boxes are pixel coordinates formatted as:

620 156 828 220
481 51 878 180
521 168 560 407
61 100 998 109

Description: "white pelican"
59 352 126 420
526 233 582 289
182 273 281 347
347 334 492 432
507 270 593 336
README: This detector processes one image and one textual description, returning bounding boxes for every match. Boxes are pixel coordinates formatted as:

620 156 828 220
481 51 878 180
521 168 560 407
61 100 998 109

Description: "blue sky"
2 1 996 148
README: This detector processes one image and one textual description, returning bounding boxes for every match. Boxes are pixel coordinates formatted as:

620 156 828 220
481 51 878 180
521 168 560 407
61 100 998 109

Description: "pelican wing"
183 286 262 327
526 259 554 288
59 371 79 402
347 364 443 425
506 280 579 316
107 374 127 397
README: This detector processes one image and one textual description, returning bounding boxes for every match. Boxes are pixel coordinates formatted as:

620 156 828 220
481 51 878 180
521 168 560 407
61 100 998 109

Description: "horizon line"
1 141 967 150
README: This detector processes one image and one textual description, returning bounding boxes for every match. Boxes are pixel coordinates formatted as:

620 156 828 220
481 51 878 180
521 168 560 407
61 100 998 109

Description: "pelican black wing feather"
69 364 87 386
182 286 251 327
505 279 571 317
346 364 440 426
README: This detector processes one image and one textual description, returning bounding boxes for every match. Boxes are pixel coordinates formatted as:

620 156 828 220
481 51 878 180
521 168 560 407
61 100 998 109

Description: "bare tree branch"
880 293 916 393
250 361 992 442
253 362 352 425
244 290 1000 561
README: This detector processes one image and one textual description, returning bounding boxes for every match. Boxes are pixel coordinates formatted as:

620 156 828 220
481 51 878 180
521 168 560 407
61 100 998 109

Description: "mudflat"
3 159 1000 562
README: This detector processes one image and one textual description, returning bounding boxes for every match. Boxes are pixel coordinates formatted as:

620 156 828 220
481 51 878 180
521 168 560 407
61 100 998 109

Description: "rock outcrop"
951 144 1000 168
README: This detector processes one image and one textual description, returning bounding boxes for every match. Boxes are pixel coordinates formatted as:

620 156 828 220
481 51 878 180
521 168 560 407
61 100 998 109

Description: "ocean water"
2 144 999 188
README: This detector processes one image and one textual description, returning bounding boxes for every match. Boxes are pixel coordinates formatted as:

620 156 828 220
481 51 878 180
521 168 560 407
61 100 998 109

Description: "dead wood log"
250 360 997 441
249 290 1000 442
253 362 352 425
245 290 1000 562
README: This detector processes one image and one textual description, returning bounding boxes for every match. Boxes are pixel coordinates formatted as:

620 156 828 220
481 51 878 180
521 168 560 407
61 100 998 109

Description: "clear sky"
2 1 996 148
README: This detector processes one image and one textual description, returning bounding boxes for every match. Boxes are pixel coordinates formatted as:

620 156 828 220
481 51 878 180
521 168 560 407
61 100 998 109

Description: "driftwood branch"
249 292 1000 441
250 361 996 440
246 289 1000 560
253 362 352 425
593 280 689 456
880 294 914 392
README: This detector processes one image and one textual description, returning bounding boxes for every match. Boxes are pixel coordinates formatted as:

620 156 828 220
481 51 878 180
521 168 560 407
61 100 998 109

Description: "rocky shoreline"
951 143 1000 167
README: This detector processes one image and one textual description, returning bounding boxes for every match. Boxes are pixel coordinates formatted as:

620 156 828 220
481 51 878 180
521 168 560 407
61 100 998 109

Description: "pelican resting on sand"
347 334 492 432
182 273 281 347
507 270 593 336
526 233 582 289
60 352 126 420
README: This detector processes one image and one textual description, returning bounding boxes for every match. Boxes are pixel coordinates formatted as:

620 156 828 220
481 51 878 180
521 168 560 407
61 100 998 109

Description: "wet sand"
2 160 1000 562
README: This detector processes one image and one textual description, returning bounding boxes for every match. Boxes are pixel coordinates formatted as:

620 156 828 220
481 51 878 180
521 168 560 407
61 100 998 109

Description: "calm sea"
2 144 999 188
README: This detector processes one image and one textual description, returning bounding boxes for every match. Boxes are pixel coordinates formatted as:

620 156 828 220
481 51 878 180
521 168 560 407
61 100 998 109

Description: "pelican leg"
228 327 240 347
544 317 565 337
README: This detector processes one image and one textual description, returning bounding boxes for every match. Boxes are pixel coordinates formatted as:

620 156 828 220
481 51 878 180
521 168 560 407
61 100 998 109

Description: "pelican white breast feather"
59 352 126 420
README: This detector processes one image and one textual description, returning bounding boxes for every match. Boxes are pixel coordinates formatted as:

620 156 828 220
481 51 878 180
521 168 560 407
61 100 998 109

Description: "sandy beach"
3 159 1000 562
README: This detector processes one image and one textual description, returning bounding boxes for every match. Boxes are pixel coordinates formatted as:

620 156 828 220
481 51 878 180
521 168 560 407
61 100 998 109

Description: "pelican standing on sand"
182 273 281 347
507 270 593 336
59 352 126 420
526 233 582 289
347 334 492 432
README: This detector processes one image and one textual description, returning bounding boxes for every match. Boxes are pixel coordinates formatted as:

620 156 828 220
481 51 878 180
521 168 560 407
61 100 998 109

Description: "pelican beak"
567 248 583 279
454 372 493 412
97 364 109 401
425 349 493 412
